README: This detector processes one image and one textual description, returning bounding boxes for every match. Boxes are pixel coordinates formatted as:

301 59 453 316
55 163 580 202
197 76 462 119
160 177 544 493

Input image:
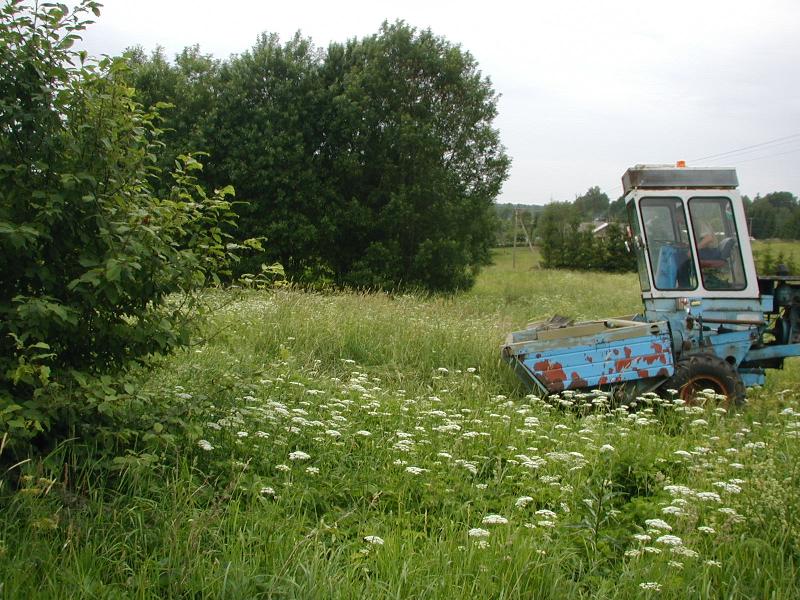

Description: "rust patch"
657 367 670 378
599 376 609 386
569 371 588 390
624 346 632 359
533 359 567 392
637 368 650 379
615 357 633 372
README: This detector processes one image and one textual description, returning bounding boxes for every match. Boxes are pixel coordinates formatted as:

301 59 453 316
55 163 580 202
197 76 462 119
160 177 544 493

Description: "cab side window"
641 197 697 291
689 198 746 291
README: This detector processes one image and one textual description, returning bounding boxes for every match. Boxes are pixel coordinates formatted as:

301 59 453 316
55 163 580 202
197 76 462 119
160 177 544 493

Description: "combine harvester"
502 163 800 404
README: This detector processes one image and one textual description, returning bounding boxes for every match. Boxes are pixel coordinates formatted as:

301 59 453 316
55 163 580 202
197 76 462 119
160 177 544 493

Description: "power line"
690 132 800 162
710 145 800 166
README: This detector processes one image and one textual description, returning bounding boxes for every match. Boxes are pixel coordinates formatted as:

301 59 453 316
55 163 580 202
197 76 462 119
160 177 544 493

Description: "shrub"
0 1 253 450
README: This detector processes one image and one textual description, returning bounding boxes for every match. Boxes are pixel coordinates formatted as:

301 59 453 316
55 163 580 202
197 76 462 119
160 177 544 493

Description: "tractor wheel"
661 354 745 407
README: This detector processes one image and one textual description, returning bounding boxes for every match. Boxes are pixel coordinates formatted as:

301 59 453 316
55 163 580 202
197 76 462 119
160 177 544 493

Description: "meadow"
1 247 799 599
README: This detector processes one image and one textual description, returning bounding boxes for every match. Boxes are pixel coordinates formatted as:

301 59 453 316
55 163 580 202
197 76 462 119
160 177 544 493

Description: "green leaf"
105 258 121 282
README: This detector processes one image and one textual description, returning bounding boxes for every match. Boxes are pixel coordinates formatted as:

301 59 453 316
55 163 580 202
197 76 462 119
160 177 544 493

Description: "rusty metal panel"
503 320 674 394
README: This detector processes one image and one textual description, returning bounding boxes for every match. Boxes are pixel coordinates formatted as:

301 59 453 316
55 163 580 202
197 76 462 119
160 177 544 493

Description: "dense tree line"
537 201 635 272
494 188 634 272
744 192 800 239
125 23 510 292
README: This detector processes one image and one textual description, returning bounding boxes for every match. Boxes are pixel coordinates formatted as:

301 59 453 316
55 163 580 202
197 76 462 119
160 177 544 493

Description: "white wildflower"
645 519 672 531
537 520 556 528
639 582 662 591
197 439 214 451
515 496 534 509
364 535 384 545
405 466 427 475
468 528 490 538
482 514 509 525
655 535 683 546
697 526 716 534
696 491 722 502
713 481 742 494
289 450 311 461
671 546 699 558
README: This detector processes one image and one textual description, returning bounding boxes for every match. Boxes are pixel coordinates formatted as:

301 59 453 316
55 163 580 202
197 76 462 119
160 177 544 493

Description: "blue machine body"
503 165 800 401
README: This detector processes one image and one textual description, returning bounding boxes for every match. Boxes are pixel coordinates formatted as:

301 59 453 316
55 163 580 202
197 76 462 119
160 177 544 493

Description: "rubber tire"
661 354 745 406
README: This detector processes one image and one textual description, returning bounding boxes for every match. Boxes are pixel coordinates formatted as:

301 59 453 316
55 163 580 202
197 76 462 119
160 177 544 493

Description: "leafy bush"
0 1 252 450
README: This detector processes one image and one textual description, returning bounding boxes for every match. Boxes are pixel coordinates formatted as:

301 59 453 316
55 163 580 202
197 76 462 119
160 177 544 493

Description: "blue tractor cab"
502 164 800 404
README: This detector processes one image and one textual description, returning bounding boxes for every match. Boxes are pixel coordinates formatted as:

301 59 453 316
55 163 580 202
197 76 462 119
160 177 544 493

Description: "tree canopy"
125 22 510 292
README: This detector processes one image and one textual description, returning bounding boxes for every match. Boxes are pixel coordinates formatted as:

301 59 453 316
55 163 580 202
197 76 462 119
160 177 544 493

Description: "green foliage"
574 186 610 220
320 22 510 291
492 203 542 247
125 22 510 293
0 1 248 448
753 245 799 275
538 203 636 272
747 191 800 239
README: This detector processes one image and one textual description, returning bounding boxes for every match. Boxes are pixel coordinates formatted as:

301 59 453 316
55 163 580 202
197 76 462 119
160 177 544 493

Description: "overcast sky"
79 0 800 204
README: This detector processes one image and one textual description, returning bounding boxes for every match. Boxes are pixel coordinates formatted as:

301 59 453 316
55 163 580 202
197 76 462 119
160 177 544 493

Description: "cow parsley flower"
655 535 683 546
645 519 672 531
468 528 490 538
697 526 716 534
482 514 509 525
515 496 534 509
405 466 427 475
289 450 311 461
197 439 214 451
639 582 662 591
364 535 384 545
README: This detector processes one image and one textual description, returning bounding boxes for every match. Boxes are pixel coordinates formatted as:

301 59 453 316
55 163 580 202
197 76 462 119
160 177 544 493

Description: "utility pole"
512 208 517 269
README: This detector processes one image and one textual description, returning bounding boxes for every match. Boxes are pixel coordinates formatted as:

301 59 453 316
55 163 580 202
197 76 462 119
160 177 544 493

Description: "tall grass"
2 248 800 598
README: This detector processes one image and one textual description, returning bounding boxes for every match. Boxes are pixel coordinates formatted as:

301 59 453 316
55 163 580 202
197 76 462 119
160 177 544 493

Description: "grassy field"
2 248 800 598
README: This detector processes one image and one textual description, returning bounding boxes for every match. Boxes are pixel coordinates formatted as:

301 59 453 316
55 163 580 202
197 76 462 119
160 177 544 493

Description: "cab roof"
622 164 738 195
